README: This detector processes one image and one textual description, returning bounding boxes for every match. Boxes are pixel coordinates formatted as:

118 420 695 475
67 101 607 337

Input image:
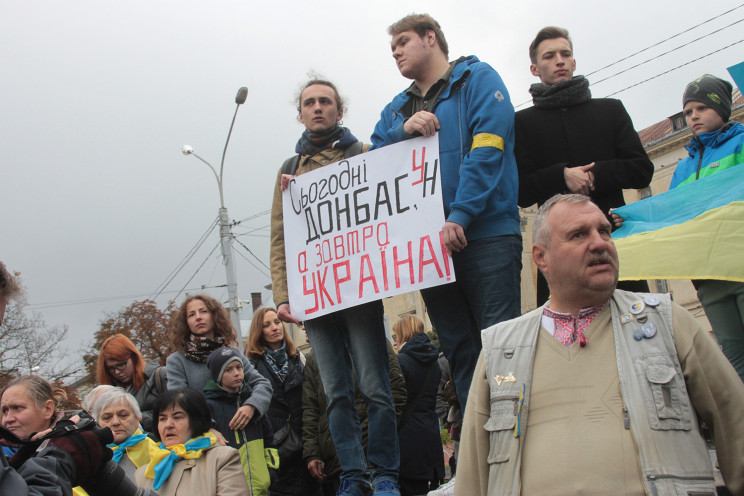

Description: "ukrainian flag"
612 164 744 282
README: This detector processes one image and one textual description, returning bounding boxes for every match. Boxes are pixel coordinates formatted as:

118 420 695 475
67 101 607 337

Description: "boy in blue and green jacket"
204 347 279 495
669 74 744 382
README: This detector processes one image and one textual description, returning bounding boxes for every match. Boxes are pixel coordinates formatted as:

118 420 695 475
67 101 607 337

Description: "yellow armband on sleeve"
471 133 504 151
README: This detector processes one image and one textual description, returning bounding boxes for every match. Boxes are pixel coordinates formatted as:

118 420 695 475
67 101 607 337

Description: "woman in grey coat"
166 294 272 431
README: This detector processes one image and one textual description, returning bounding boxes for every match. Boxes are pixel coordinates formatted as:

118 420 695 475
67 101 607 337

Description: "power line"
148 217 219 300
233 237 271 275
602 39 744 98
234 248 271 279
27 285 226 310
592 18 744 87
170 242 221 304
234 224 270 237
234 209 271 225
586 3 744 76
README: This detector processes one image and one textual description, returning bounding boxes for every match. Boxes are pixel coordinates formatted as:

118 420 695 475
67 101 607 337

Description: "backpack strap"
154 366 166 394
343 141 364 159
281 155 301 175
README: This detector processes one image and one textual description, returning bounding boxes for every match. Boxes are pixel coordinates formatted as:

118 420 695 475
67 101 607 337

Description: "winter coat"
250 351 317 496
204 380 279 496
0 445 75 496
515 98 653 216
135 443 249 496
396 333 445 483
371 56 521 242
670 121 744 189
301 341 407 478
128 359 166 434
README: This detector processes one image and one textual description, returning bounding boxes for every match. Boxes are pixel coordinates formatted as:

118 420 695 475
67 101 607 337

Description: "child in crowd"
669 73 744 382
204 347 278 495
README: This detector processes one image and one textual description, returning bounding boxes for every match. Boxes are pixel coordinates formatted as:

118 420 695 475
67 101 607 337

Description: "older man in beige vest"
455 194 744 496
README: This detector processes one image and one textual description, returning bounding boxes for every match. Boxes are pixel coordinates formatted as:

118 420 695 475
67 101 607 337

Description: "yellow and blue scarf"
107 428 151 466
145 432 216 490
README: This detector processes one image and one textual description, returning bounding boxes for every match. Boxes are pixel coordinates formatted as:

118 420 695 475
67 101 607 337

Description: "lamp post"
182 86 248 345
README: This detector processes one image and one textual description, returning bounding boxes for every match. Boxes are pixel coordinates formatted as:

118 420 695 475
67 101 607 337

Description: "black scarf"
184 334 227 363
295 125 358 157
529 76 591 109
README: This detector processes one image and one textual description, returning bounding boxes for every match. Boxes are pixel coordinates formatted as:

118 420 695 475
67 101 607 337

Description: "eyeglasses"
108 359 130 374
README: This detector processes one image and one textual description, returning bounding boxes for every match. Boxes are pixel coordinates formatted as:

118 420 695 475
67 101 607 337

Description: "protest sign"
282 134 452 320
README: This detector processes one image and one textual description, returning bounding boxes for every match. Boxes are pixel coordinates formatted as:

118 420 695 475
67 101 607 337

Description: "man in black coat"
515 26 653 306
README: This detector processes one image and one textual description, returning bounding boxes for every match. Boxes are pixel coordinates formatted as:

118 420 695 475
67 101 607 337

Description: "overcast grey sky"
2 0 742 382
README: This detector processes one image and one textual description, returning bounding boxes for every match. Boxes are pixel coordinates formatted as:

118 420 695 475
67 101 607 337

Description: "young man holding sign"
371 14 522 410
270 79 400 496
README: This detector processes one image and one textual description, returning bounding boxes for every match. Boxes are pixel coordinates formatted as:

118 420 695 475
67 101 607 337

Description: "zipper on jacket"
623 406 630 430
647 474 715 481
694 139 705 181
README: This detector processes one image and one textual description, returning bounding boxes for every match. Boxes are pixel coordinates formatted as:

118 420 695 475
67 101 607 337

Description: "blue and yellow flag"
612 164 744 283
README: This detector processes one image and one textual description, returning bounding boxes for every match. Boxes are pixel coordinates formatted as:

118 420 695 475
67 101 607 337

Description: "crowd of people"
2 11 744 496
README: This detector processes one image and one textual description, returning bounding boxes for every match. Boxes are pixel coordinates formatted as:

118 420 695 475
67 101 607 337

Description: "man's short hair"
533 193 591 246
388 13 449 58
0 262 21 302
529 26 572 64
295 77 346 114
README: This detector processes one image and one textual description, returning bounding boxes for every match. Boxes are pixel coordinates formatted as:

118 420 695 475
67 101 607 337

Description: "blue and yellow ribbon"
145 432 216 490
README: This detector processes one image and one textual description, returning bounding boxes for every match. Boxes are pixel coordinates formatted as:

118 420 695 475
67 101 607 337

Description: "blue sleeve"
165 353 187 390
370 101 413 150
239 352 273 416
447 65 517 228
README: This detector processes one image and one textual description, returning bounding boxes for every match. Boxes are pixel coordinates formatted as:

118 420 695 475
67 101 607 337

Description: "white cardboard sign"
282 134 453 320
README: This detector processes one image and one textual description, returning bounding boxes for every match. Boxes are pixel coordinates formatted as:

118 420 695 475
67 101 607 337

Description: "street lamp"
182 86 248 345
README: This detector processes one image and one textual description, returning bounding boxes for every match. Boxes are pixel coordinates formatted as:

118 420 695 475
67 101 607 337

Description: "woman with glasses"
96 334 164 433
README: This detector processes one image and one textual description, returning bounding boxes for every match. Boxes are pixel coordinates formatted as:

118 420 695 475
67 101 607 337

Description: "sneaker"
337 479 372 496
428 477 456 496
373 480 401 496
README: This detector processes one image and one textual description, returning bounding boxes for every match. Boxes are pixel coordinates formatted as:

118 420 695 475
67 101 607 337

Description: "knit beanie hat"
683 74 733 121
206 347 242 383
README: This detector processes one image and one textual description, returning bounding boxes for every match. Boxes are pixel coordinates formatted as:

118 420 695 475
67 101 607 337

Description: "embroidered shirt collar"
542 300 608 347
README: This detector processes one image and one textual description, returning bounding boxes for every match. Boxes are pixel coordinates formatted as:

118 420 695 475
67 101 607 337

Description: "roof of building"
638 88 743 147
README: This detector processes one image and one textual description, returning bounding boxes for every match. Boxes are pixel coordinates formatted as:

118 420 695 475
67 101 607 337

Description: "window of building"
520 215 528 233
670 112 687 132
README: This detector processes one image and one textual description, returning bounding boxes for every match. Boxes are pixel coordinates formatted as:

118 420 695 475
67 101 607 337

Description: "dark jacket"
0 445 74 496
250 352 316 496
301 341 407 478
397 333 445 482
129 359 166 434
515 98 653 216
203 380 277 495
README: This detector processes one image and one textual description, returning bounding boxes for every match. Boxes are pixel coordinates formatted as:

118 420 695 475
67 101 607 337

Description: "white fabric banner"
282 134 453 320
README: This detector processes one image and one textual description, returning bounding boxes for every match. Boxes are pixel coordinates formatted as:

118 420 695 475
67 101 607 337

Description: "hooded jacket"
669 121 744 189
203 380 278 496
371 56 520 241
396 333 445 482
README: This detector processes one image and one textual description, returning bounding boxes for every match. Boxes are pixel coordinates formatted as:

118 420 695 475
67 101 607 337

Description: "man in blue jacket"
371 14 522 410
